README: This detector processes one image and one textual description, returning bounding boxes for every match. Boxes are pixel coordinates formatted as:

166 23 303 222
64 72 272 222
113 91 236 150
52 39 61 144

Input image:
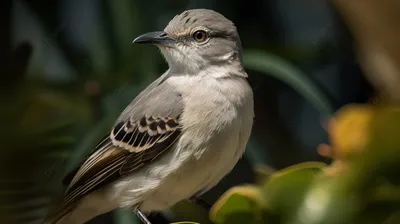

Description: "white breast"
108 75 254 212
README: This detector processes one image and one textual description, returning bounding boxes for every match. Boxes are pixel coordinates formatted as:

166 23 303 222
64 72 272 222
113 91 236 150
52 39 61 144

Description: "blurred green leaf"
243 50 334 118
262 162 326 218
286 174 362 224
210 185 265 224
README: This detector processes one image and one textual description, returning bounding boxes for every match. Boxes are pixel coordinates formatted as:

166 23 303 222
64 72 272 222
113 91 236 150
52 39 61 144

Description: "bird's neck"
167 58 247 79
199 61 248 79
162 48 246 78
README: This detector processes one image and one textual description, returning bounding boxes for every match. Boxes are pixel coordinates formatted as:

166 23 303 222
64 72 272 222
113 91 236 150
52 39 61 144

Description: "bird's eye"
193 30 208 42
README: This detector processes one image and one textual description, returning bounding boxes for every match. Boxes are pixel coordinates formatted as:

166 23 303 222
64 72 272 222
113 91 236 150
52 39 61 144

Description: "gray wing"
44 74 183 224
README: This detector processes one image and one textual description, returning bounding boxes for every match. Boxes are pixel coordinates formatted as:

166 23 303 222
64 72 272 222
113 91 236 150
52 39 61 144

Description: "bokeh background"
5 0 398 223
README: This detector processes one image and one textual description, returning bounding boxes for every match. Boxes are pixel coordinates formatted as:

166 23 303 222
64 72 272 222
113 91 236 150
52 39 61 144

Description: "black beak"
132 31 174 46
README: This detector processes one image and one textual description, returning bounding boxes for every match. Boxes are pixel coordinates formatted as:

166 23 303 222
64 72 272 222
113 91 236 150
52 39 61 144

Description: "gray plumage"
44 8 254 224
117 72 183 123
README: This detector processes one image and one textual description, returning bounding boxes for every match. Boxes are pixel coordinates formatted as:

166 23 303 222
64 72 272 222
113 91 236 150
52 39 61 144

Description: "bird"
44 8 254 224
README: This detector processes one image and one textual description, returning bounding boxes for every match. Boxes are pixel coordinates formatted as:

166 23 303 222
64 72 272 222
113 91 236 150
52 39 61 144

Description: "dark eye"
193 30 208 42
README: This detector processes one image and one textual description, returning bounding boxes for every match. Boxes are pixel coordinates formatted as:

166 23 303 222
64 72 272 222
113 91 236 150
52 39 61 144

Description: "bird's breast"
172 76 249 146
169 75 253 160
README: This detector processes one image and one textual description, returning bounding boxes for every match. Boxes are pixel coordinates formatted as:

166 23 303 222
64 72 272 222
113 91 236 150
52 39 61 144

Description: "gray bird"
44 8 254 224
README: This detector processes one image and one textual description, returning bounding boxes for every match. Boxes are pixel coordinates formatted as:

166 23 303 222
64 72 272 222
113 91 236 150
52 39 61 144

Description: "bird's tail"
42 202 75 224
43 191 115 224
43 206 100 224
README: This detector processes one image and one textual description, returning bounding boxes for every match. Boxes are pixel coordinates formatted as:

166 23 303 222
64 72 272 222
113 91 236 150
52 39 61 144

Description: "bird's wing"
45 74 183 223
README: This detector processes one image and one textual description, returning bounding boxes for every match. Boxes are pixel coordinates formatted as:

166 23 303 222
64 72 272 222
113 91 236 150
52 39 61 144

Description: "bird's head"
133 9 245 76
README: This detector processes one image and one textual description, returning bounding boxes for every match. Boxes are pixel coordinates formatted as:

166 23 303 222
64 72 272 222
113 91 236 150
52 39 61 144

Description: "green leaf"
262 162 326 217
286 173 362 224
243 50 334 118
210 185 265 224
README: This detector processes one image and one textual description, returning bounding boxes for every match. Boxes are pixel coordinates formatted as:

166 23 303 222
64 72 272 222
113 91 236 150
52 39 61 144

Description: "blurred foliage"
209 162 325 224
207 105 400 224
243 50 333 118
0 42 80 224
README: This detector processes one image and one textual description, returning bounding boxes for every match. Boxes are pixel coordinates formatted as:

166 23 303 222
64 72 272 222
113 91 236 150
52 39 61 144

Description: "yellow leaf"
330 104 375 159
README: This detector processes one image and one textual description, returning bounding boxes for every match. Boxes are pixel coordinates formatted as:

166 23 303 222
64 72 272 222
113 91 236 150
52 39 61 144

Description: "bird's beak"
132 31 174 47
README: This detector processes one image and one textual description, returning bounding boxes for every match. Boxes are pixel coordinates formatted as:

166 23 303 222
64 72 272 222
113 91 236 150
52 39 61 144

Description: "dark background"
0 0 373 223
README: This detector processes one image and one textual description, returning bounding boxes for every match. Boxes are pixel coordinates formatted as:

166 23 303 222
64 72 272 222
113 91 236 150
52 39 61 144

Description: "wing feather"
45 75 184 224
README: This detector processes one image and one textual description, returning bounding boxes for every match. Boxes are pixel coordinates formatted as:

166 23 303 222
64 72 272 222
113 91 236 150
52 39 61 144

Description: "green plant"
209 105 400 224
0 43 78 224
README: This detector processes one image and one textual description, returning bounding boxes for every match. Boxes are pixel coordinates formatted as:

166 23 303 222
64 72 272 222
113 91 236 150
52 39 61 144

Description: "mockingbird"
44 8 254 224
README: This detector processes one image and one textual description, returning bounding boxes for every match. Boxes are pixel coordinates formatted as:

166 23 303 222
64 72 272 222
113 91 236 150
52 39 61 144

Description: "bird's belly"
138 127 242 212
